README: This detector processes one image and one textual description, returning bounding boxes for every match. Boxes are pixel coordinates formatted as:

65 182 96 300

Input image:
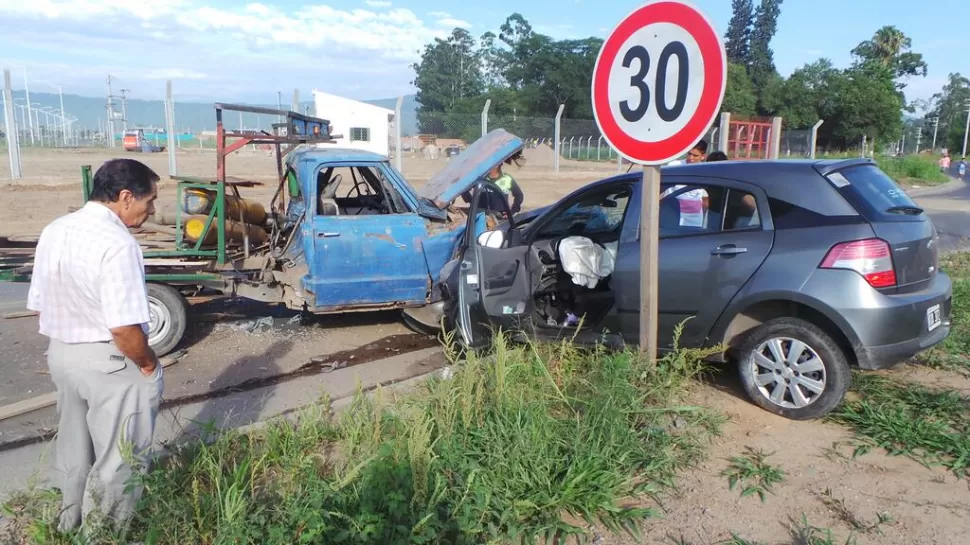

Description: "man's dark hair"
706 151 728 161
89 159 159 203
692 139 709 154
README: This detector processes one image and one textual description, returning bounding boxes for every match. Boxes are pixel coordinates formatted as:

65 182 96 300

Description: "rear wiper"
885 205 924 215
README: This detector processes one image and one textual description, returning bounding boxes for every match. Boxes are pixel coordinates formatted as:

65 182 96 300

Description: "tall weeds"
3 329 721 545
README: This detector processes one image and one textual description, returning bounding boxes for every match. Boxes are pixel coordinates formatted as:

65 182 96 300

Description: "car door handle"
711 245 747 256
317 232 340 238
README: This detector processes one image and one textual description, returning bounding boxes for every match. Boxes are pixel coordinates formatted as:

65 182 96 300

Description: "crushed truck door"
307 162 431 310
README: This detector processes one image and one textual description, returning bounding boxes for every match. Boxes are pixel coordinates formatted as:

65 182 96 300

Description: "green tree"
724 0 755 64
829 63 903 149
771 59 840 129
411 28 484 132
748 0 784 113
722 63 757 116
851 26 928 83
926 73 970 153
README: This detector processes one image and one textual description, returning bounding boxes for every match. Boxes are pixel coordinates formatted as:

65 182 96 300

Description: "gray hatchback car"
442 158 952 420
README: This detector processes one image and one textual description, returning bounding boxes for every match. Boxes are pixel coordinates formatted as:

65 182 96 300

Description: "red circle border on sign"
592 1 726 165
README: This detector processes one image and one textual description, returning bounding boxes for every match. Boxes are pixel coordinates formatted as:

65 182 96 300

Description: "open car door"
454 182 535 349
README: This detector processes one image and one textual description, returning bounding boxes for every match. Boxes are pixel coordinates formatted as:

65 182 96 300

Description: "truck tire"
146 283 188 357
736 317 851 421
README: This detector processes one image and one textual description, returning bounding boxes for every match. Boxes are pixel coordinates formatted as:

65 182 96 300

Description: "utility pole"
931 117 940 150
22 69 35 145
120 89 130 132
915 123 922 155
106 75 116 147
963 101 970 158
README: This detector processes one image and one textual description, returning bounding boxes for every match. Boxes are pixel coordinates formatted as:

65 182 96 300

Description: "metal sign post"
591 0 727 358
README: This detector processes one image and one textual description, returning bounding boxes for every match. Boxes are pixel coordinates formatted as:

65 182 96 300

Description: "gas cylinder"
183 215 269 246
182 189 268 226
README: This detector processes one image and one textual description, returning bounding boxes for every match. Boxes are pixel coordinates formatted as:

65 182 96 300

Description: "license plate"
926 304 942 332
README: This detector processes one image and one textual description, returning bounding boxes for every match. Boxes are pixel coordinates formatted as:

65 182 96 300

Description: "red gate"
727 116 773 159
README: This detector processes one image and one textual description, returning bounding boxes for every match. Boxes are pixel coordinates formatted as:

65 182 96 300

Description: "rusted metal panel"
308 214 430 308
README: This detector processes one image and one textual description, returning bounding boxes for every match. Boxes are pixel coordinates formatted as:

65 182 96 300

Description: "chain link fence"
779 129 813 158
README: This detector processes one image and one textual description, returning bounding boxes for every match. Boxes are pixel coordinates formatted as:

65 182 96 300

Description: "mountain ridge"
4 91 420 135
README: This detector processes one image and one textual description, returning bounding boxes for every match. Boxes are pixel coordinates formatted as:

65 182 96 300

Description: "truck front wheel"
146 283 188 357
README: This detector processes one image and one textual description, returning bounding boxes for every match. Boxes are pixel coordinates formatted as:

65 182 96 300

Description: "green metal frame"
6 104 334 287
81 167 229 265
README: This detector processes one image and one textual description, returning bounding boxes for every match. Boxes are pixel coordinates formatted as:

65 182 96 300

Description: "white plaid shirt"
27 201 151 343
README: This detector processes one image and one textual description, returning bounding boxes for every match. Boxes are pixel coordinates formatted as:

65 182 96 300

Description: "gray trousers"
46 339 163 532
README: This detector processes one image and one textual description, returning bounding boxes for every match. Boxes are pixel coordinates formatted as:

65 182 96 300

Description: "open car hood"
416 129 525 209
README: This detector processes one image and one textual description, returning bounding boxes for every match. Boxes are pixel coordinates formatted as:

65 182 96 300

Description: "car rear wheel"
736 317 851 420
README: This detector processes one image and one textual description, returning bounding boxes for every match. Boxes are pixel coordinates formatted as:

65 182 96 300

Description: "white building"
311 90 394 156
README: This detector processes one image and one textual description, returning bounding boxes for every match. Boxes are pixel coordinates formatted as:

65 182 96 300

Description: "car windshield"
827 164 922 218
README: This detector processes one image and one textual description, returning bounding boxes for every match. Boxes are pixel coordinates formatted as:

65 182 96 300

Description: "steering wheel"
345 179 371 199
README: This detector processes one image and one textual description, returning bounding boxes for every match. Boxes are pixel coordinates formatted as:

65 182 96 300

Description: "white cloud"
0 1 445 60
436 17 472 29
428 11 452 18
0 0 461 101
144 68 207 80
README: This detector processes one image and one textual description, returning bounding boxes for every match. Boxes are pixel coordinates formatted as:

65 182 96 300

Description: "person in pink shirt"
661 140 711 228
940 154 951 172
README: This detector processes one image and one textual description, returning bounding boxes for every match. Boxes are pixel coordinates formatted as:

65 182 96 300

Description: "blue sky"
0 0 964 109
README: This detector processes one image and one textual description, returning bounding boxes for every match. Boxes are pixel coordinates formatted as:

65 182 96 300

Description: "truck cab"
266 129 524 329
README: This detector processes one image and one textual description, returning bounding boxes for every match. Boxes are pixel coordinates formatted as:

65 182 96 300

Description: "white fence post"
553 104 565 173
597 136 603 161
568 137 575 159
769 117 783 160
3 69 23 179
394 96 404 173
810 119 824 159
481 99 491 138
718 112 731 156
165 80 177 176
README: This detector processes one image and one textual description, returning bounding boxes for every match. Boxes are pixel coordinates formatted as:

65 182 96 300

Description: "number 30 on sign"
592 0 727 165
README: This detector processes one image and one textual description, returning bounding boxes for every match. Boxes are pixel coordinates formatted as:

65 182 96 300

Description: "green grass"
920 252 970 376
828 373 970 477
721 447 786 502
1 328 724 545
873 154 949 186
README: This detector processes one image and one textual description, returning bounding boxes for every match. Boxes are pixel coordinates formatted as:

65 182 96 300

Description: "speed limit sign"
592 0 726 359
592 0 726 165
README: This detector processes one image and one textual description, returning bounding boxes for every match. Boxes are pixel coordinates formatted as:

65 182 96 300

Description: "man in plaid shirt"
27 158 161 533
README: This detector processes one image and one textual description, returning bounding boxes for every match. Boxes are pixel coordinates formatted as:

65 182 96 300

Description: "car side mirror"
477 229 505 248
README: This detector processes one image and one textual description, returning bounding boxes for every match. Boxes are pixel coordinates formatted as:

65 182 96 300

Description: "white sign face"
607 23 706 143
592 0 727 165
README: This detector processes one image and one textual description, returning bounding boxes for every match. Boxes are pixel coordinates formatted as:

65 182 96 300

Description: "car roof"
580 157 873 218
660 157 875 188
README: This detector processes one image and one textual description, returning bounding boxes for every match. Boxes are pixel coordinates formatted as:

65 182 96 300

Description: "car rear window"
825 164 923 221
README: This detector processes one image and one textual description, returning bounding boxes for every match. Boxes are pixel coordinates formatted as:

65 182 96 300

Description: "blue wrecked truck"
0 103 525 355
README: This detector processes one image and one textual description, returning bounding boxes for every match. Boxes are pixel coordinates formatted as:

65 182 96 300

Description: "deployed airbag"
557 236 617 288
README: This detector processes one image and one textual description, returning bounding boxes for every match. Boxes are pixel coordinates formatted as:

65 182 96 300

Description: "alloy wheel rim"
751 336 827 409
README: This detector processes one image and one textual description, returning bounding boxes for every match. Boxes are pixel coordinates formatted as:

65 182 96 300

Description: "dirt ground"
623 367 970 545
2 147 970 544
0 145 618 235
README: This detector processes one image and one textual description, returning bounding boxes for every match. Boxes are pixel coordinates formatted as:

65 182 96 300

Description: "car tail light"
819 238 896 288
